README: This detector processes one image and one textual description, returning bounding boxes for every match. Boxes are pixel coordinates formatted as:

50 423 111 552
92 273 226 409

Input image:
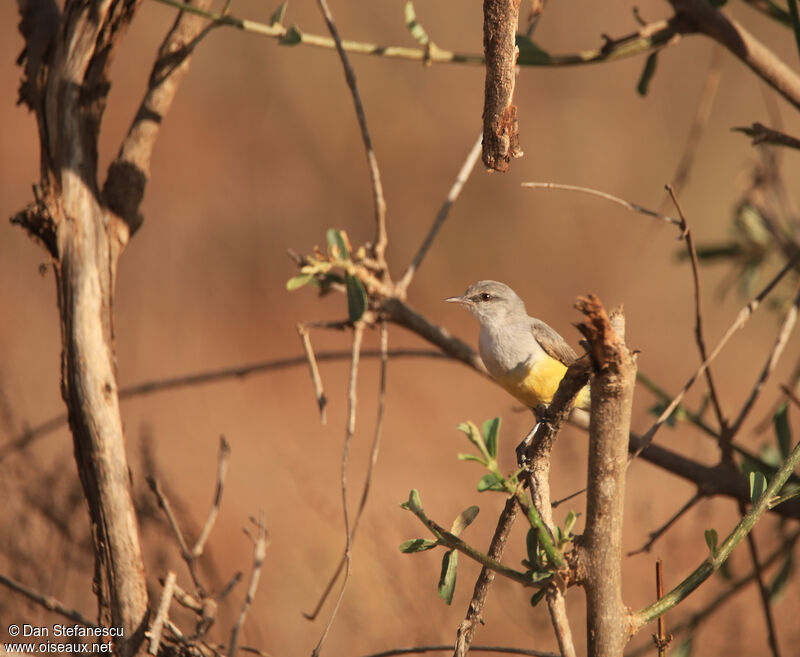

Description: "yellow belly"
493 356 590 410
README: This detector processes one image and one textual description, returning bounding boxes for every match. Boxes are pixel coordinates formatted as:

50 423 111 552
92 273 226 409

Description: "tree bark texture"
575 296 637 657
482 0 523 171
14 1 148 654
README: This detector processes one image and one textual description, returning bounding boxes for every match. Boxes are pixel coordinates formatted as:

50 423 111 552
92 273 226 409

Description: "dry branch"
482 0 523 171
574 296 637 657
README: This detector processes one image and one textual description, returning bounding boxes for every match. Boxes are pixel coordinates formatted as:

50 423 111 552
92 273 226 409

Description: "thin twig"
0 349 448 460
633 435 800 628
666 185 728 442
229 511 269 657
634 252 800 458
297 324 328 424
152 0 679 68
454 498 519 657
660 46 722 210
627 529 800 657
359 646 559 657
739 503 783 657
652 560 671 656
0 572 98 628
193 436 231 557
312 322 365 657
522 182 682 226
733 122 800 150
397 133 483 295
305 322 389 620
728 284 800 436
628 491 703 556
148 571 176 655
315 0 388 265
147 476 203 593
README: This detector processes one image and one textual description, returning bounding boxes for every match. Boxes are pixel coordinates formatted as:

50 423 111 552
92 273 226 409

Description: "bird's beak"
445 295 470 307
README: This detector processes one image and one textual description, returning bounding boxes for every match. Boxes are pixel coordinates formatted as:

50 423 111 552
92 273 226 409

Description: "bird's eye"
480 293 492 301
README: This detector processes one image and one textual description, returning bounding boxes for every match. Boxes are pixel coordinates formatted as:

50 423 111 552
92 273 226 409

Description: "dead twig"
0 572 98 628
305 321 389 620
396 133 483 295
634 252 800 457
628 491 703 556
522 182 681 227
148 571 176 655
228 511 269 657
666 185 728 448
315 0 388 265
312 322 365 656
297 324 328 424
660 46 722 210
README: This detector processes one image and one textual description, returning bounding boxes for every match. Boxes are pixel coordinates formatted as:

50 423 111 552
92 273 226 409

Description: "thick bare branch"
574 296 637 657
482 0 523 171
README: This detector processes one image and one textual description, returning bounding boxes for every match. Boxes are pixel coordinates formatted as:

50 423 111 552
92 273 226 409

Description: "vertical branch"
315 0 388 266
14 2 150 653
482 0 523 171
312 322 365 657
575 296 637 657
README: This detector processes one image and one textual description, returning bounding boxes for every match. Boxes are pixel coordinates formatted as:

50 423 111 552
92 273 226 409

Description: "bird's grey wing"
530 318 579 366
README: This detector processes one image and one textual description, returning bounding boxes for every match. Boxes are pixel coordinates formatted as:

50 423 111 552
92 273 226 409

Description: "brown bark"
574 296 637 657
482 0 523 171
14 1 148 654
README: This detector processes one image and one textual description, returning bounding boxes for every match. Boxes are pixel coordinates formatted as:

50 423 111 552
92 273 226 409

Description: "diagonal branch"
103 0 216 234
315 0 388 266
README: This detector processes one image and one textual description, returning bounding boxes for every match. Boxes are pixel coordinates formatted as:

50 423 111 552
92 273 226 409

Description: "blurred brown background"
1 0 799 655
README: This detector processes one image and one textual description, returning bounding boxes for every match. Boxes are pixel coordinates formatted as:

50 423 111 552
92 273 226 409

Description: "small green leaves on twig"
286 228 370 321
704 528 719 557
749 471 768 504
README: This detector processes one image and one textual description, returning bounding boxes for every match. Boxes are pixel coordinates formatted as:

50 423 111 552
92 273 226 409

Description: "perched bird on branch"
446 280 590 411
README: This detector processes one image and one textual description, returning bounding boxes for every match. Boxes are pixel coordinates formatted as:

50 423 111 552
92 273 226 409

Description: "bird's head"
445 280 526 325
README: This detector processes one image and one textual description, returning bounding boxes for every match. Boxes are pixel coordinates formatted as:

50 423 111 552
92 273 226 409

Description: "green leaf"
450 506 479 536
279 24 303 46
529 588 547 607
774 401 792 459
401 489 423 513
456 421 482 448
525 528 537 566
704 528 718 555
482 417 500 459
326 228 351 260
404 2 429 45
477 473 504 492
563 510 579 535
637 52 659 96
286 273 314 291
270 1 288 25
750 471 768 504
438 549 458 604
515 35 552 65
345 273 367 321
457 453 486 464
399 538 439 553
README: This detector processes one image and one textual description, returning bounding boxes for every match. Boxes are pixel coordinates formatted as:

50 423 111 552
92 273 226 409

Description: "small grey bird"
446 280 590 410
